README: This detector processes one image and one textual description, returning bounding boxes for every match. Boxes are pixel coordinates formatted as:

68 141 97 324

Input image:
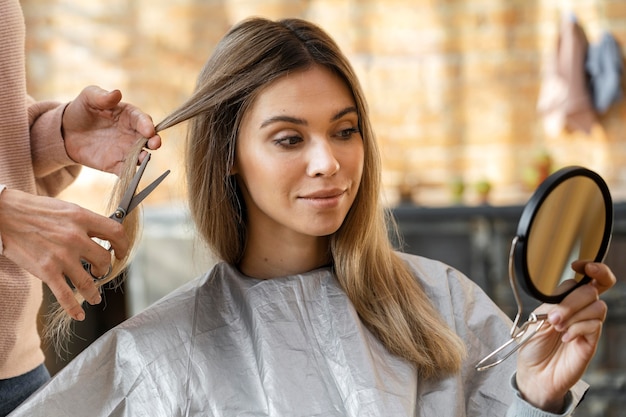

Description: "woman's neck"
238 234 331 279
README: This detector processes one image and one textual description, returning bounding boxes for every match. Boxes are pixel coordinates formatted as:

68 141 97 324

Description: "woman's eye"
275 136 303 147
336 127 360 140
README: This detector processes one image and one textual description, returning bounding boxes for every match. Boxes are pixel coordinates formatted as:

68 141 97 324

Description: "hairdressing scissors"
85 153 170 280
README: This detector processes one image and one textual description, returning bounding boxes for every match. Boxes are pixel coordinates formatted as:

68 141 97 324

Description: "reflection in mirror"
526 176 607 297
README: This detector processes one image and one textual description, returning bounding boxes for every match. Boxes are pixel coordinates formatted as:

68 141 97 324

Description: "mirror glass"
514 166 613 304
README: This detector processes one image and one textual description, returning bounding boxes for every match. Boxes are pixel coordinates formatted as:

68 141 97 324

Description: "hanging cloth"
586 31 623 114
537 15 596 136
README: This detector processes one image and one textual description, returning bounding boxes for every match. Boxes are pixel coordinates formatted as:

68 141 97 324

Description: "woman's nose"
306 139 340 177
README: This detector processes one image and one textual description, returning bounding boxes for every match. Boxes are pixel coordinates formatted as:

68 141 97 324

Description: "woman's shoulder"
394 251 510 326
394 251 474 292
117 262 230 331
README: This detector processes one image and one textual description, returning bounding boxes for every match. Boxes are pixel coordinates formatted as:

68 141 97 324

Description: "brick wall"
22 0 626 209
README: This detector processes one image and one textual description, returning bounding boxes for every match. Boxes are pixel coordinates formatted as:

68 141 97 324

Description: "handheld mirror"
476 166 613 371
515 166 613 302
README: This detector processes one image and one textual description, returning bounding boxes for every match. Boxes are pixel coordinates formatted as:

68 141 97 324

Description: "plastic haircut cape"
11 253 587 417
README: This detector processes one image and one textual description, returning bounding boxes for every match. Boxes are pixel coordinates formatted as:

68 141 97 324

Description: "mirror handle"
475 314 548 372
509 236 524 334
475 236 549 371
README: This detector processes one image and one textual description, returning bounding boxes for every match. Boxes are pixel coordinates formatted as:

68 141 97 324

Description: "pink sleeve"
27 97 82 197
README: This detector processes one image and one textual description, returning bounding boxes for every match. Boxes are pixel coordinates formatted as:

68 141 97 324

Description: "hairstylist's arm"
62 85 162 175
0 188 128 321
515 261 616 413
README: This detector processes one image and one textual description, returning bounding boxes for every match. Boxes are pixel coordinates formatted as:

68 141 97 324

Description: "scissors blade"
110 153 151 222
125 169 171 214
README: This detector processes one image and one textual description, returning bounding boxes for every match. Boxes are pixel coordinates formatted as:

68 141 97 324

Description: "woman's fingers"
557 299 607 341
571 261 616 295
560 315 604 344
541 275 608 348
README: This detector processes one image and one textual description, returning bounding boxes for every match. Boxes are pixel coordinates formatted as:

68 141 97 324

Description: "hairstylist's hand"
62 85 162 176
515 261 616 413
0 189 129 321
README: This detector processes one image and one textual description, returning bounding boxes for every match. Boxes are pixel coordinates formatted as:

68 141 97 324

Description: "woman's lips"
299 189 346 208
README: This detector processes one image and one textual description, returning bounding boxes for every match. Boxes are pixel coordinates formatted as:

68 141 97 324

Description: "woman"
13 17 614 417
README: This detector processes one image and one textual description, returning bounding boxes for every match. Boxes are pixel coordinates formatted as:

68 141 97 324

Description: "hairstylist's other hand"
515 261 616 413
62 85 162 176
0 189 129 321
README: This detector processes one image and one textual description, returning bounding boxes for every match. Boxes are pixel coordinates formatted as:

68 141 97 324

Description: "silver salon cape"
12 253 586 416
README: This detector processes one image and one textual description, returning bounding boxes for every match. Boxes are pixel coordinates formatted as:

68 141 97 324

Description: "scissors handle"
81 260 113 281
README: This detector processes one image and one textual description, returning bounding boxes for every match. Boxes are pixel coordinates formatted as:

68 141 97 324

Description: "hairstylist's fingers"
138 150 150 165
64 260 103 306
137 134 162 164
88 217 129 261
81 239 114 278
122 105 157 140
135 111 157 140
45 275 87 321
64 256 102 305
86 86 123 110
72 85 121 114
145 134 162 151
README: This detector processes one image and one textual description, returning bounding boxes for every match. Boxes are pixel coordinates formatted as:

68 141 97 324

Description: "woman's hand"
515 261 616 413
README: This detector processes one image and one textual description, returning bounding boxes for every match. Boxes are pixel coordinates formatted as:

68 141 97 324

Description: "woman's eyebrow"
332 106 358 121
259 106 358 128
260 115 307 128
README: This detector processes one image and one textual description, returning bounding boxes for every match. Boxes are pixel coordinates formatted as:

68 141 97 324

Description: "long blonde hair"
45 141 144 352
51 17 466 378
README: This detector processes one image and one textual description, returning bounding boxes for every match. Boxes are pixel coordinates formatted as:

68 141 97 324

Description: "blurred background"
21 0 626 415
23 0 626 207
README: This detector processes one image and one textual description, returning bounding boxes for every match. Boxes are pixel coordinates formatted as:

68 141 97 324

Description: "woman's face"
233 65 364 246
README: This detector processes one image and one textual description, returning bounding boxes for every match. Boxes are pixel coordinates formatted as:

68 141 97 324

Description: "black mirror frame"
513 166 613 304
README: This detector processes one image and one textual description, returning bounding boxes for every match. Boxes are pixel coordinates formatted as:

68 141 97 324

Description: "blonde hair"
45 140 145 353
50 17 466 378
